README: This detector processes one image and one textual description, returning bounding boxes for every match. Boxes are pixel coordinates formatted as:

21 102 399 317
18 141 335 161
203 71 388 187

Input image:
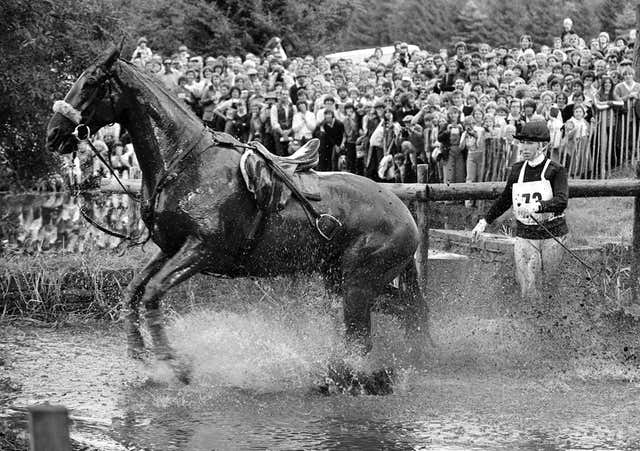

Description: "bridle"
53 66 148 245
52 59 342 249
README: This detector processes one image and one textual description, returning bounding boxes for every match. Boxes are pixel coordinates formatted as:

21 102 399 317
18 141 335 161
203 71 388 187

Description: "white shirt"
292 110 316 139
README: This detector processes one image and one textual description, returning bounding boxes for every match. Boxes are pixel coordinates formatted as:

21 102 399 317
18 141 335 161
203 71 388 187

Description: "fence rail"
386 178 640 201
100 169 640 297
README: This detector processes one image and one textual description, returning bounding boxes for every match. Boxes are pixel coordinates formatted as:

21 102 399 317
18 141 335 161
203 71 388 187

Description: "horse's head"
46 45 125 154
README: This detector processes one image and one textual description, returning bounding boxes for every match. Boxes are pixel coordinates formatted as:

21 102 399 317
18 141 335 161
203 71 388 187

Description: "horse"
46 45 431 383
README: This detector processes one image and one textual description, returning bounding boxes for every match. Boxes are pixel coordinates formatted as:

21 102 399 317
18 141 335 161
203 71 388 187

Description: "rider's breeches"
513 234 567 299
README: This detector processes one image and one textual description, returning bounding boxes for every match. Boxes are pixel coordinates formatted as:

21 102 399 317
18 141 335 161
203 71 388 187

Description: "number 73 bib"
511 159 555 225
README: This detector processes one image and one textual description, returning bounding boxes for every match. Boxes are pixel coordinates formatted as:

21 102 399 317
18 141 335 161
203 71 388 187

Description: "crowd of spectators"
77 20 640 186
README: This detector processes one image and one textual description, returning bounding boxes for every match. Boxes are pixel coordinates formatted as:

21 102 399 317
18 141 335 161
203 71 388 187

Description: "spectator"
292 100 316 145
270 90 294 156
317 109 345 171
131 37 153 66
438 106 465 184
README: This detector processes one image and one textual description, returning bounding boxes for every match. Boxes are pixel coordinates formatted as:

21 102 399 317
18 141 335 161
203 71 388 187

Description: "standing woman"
472 121 569 299
438 106 465 184
594 75 622 172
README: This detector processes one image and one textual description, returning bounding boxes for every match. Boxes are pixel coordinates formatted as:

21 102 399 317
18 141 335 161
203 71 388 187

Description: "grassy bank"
0 193 635 321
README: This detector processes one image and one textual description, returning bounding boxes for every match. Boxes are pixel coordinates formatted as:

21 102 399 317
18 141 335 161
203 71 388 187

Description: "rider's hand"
471 219 487 242
516 202 540 218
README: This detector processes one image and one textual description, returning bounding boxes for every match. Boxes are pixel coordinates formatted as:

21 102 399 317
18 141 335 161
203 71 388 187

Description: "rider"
471 120 569 299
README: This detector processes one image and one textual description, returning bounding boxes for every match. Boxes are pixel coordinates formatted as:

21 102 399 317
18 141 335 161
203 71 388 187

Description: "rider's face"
519 141 541 161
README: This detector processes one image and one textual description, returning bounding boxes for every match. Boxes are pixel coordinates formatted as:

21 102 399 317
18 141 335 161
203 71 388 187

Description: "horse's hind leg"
141 236 207 382
123 249 169 359
397 259 434 355
342 283 375 353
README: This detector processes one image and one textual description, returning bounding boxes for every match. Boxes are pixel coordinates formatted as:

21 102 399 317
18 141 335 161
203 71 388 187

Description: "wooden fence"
387 163 640 298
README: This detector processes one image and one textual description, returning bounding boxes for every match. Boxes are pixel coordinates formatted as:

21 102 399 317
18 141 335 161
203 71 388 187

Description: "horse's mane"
115 60 202 131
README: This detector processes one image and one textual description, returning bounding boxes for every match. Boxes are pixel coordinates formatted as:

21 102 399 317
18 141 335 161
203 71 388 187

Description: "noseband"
52 69 119 133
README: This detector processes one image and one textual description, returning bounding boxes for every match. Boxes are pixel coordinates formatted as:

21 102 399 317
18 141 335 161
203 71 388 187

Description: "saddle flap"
240 149 321 212
251 139 319 172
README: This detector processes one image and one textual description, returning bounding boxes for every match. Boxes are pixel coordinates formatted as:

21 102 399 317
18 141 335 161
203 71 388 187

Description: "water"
2 193 640 449
0 192 145 253
2 305 640 450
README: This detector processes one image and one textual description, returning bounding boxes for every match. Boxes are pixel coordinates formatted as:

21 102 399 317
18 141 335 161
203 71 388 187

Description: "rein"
529 214 594 272
55 62 340 248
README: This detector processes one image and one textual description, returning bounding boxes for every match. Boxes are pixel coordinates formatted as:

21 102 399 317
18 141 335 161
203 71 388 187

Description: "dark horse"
46 46 431 382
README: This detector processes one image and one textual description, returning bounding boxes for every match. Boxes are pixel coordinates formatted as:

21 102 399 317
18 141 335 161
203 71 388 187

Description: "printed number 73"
522 192 542 203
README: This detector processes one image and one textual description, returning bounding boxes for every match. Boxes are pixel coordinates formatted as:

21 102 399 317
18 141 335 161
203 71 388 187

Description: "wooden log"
28 405 71 451
101 177 640 201
423 179 640 201
415 165 429 287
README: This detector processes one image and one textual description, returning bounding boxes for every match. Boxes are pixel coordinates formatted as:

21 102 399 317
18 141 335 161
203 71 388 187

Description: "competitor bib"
512 159 557 225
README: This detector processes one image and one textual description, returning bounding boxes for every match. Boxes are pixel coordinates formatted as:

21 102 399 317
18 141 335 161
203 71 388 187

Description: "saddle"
240 139 321 212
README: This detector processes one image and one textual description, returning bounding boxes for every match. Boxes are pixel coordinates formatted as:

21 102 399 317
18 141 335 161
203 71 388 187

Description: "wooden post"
634 3 640 80
633 162 640 301
28 405 71 451
415 164 429 287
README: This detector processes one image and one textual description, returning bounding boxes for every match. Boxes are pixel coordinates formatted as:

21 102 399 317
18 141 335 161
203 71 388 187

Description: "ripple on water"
3 295 640 450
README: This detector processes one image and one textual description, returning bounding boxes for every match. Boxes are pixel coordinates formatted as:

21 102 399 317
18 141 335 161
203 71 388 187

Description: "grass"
566 197 634 247
1 248 145 321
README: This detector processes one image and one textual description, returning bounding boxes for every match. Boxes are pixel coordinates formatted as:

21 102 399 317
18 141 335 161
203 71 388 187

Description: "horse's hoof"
127 347 147 361
169 359 192 384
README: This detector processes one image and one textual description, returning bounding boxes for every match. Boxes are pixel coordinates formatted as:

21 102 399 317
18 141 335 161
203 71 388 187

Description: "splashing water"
164 285 415 393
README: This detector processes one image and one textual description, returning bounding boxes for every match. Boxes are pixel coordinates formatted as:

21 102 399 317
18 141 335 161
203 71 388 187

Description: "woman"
291 100 316 144
594 75 623 171
472 121 569 300
461 117 486 206
563 104 590 176
437 106 465 184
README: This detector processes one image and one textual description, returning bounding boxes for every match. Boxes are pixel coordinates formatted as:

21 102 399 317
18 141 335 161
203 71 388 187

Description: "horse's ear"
99 45 120 71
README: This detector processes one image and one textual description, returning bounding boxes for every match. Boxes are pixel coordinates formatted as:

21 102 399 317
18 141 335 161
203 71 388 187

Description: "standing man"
471 121 569 299
318 109 345 171
270 91 294 156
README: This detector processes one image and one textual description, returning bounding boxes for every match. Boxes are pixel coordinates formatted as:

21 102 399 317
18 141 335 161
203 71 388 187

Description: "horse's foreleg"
141 236 207 382
123 249 169 359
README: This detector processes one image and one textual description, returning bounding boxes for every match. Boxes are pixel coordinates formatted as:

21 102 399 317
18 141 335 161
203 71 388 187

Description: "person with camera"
397 115 423 183
291 99 316 147
437 106 465 184
460 116 486 206
471 120 569 300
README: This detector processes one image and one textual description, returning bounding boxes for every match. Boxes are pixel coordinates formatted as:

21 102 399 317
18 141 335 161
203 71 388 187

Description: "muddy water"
2 304 640 451
3 193 640 449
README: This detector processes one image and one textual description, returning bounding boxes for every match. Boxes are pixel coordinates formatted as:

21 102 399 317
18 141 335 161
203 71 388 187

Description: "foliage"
0 0 125 190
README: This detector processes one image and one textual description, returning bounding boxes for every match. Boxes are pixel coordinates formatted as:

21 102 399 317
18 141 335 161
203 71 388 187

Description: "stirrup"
316 214 342 241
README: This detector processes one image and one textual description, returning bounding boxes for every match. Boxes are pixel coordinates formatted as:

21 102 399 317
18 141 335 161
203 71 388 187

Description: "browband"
53 100 82 125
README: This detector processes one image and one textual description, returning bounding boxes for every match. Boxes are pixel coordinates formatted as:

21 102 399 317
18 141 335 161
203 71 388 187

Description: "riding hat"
514 120 550 142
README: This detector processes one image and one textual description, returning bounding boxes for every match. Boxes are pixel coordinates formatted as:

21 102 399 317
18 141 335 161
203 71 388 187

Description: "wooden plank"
101 177 640 202
633 163 640 300
415 165 429 286
28 405 71 451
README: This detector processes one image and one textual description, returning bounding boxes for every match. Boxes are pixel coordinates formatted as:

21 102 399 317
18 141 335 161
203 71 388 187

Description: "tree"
0 0 124 189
